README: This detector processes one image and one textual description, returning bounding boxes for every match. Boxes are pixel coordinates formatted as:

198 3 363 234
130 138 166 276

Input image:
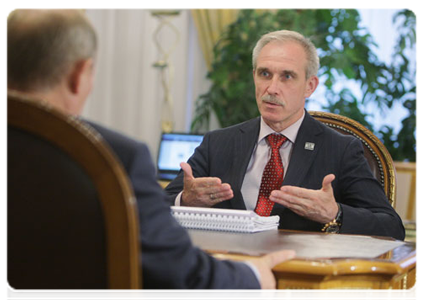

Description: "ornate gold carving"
386 270 412 300
285 287 313 300
398 274 408 300
309 111 396 208
325 287 373 300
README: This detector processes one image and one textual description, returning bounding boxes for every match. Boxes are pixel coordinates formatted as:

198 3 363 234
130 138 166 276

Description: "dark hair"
8 9 97 92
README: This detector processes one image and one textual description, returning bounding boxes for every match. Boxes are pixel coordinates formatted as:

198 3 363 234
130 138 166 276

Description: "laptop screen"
157 132 204 180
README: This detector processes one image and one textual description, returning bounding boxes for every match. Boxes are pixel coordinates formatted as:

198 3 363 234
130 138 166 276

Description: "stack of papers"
171 206 279 233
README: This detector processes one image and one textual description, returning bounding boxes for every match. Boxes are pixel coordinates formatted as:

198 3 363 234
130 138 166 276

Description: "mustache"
261 94 285 106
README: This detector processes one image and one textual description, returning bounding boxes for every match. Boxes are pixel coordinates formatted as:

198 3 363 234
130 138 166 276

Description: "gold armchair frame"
8 92 141 289
309 111 396 208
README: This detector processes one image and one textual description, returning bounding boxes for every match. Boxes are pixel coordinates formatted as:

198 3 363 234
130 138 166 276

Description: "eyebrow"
256 67 269 73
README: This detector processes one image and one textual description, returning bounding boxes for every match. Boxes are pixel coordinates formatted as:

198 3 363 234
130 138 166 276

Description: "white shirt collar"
258 110 305 144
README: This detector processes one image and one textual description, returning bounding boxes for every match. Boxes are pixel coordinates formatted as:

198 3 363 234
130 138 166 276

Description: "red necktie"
254 133 287 216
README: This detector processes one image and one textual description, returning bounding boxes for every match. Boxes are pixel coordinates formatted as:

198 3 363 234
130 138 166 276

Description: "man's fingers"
274 186 313 201
209 189 233 202
265 250 296 268
194 177 223 188
180 162 194 180
249 250 295 289
322 174 335 193
180 163 233 204
206 183 231 193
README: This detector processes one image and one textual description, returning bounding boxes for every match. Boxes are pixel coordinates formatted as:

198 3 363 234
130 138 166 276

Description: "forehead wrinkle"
256 41 308 77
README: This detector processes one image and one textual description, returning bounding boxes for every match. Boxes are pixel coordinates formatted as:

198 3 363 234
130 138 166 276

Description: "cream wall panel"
82 9 209 162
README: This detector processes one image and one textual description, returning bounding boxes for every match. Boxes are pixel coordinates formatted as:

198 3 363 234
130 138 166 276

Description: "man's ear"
68 59 94 95
304 75 319 98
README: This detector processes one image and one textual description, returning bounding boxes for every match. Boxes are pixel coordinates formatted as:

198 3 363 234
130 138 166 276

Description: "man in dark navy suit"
165 30 405 241
7 9 295 289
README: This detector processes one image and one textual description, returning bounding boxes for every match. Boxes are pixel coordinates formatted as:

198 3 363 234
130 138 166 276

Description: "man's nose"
266 77 280 95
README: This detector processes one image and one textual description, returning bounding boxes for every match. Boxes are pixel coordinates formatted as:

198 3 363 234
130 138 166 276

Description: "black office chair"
309 111 397 208
8 92 141 289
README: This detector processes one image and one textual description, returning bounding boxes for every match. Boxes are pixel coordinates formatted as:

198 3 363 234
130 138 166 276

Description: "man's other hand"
250 250 295 300
180 162 233 207
269 174 338 224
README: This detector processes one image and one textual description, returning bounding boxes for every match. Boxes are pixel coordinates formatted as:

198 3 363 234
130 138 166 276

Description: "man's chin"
260 104 285 117
261 112 285 124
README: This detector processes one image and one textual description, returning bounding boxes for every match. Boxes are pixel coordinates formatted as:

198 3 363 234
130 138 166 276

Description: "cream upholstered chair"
309 111 396 208
8 92 141 289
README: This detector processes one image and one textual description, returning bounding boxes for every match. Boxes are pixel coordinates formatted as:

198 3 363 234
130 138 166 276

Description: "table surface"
188 229 416 276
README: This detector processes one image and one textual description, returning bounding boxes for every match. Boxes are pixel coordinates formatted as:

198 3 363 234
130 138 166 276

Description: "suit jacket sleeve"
87 122 260 289
282 114 405 240
335 137 405 240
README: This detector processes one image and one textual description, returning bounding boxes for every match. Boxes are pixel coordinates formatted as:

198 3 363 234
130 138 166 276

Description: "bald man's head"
8 9 97 93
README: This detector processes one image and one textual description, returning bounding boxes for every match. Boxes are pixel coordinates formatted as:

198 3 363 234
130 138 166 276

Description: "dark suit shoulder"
84 121 151 169
84 121 143 150
206 117 260 136
307 112 359 145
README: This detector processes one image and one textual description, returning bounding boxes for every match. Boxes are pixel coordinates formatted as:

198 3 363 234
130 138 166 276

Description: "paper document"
171 206 279 233
188 229 405 259
280 233 405 259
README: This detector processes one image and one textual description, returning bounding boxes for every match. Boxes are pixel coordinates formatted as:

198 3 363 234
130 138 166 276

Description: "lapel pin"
304 142 315 151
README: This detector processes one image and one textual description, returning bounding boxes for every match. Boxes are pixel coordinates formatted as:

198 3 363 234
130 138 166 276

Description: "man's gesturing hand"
269 174 339 224
180 162 233 207
249 250 296 289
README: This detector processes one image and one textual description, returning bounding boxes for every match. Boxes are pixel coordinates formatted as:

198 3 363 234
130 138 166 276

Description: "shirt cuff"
174 191 183 206
243 261 261 284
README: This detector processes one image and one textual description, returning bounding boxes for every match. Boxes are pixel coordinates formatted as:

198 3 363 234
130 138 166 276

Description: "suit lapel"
282 111 323 187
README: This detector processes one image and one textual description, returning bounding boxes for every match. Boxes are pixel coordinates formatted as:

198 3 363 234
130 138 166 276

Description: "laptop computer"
156 132 204 181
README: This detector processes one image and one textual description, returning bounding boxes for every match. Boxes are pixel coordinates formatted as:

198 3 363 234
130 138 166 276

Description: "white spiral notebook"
171 206 280 233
